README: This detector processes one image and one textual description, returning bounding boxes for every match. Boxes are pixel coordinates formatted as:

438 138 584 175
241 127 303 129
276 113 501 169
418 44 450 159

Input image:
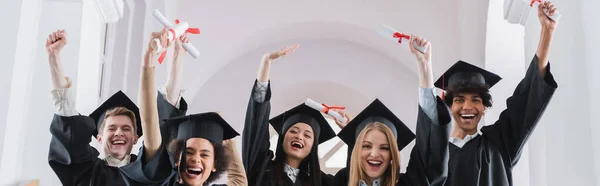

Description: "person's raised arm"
164 34 190 106
140 29 171 162
47 30 69 90
47 30 78 116
535 1 558 77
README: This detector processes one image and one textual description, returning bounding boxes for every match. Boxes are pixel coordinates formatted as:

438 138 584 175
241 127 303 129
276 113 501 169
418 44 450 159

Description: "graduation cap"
338 99 415 153
163 112 239 145
434 61 502 93
269 103 336 144
89 91 142 138
164 112 239 171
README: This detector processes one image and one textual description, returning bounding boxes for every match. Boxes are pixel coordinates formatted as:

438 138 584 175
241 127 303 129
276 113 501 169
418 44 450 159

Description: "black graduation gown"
48 92 187 186
119 93 189 186
242 81 335 186
444 56 557 186
333 96 452 186
48 114 138 186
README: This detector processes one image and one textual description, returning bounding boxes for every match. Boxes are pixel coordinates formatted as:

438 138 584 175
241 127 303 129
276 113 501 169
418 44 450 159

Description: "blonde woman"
334 36 452 186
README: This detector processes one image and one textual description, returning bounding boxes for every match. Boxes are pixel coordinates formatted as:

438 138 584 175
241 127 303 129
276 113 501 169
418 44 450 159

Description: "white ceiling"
108 0 490 173
170 0 489 128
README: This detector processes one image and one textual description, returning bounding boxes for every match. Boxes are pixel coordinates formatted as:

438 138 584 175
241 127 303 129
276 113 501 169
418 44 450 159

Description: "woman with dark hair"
166 133 246 186
242 45 336 186
118 29 247 186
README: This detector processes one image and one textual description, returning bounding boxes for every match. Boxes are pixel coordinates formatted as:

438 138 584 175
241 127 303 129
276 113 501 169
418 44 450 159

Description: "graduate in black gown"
120 112 242 186
334 98 451 186
242 45 337 186
119 29 247 186
332 35 452 186
49 91 143 186
435 3 559 185
46 29 188 186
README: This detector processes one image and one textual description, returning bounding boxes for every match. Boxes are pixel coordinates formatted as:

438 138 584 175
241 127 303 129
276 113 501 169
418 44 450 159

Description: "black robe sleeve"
401 96 452 186
156 91 188 144
480 55 557 167
242 80 273 184
48 114 100 185
119 92 189 186
333 167 349 186
119 143 176 186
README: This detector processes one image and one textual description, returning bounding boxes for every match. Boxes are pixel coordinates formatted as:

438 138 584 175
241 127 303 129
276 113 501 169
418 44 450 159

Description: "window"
98 23 111 98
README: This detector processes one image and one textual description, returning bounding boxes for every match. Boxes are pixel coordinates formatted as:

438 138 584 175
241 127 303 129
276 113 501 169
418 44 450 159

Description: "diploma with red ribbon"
530 0 561 22
305 98 348 123
152 9 201 64
379 24 427 54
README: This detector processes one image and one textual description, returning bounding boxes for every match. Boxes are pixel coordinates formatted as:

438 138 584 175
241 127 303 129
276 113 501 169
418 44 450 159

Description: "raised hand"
174 34 190 57
537 1 558 30
147 28 171 53
409 35 432 64
410 35 434 88
332 109 351 129
256 44 299 82
263 44 299 62
46 30 68 55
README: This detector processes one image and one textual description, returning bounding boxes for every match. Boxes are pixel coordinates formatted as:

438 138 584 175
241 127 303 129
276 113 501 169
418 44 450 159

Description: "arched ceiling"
173 0 464 101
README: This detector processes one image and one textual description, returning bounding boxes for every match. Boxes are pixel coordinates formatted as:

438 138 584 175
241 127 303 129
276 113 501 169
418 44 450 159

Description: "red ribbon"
393 32 411 43
157 19 201 64
321 104 346 114
530 0 541 7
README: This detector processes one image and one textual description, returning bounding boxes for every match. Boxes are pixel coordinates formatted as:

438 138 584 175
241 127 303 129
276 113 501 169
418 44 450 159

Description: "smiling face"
450 93 486 133
282 123 315 161
178 138 216 186
360 129 392 180
97 108 139 160
348 122 401 186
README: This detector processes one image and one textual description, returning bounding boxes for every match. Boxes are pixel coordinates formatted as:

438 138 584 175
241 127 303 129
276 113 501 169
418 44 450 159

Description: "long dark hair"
168 139 229 185
271 126 322 186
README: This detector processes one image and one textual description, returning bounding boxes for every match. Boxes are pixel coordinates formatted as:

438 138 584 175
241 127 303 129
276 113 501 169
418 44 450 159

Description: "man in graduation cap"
45 29 189 185
432 2 559 186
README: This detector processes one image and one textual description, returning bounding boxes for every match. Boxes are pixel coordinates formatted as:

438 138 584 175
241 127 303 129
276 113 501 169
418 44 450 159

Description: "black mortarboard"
269 103 336 144
89 91 142 138
434 60 502 91
338 99 415 153
163 112 240 172
164 112 239 145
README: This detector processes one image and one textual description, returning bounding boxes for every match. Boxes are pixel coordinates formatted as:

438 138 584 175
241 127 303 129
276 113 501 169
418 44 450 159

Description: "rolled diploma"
152 21 189 53
379 24 427 54
152 9 174 28
305 98 348 123
152 9 200 58
532 1 561 22
182 43 200 59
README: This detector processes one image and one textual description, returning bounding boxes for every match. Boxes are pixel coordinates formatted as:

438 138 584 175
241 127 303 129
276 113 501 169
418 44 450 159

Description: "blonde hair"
99 107 137 135
348 122 401 186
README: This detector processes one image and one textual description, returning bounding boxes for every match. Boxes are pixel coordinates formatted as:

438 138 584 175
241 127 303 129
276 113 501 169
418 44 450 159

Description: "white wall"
580 0 600 183
0 0 26 170
0 0 44 184
0 0 106 184
524 0 598 186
